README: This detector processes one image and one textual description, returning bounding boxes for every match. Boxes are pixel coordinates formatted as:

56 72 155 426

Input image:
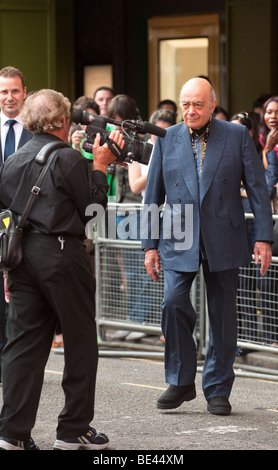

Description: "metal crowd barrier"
94 204 278 379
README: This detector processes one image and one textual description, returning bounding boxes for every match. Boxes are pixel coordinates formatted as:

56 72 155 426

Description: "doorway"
148 14 221 118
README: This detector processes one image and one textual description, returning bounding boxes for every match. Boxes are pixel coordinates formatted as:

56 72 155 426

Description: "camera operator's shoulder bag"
0 141 68 272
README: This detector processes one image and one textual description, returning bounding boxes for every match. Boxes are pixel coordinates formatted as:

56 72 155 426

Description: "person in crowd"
106 94 151 341
157 99 177 124
213 105 230 121
51 323 64 349
107 94 143 207
0 66 32 164
0 66 33 382
230 112 278 350
252 93 272 120
69 95 116 201
257 96 278 346
93 86 115 117
258 96 278 168
0 88 124 450
128 109 176 340
128 109 176 199
73 95 100 114
142 77 273 416
197 75 211 84
230 111 260 151
70 96 100 155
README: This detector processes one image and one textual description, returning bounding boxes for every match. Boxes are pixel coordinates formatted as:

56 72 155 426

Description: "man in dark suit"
0 66 32 162
0 66 32 381
142 77 273 415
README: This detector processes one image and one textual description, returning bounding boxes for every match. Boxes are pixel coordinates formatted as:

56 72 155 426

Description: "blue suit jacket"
141 118 274 272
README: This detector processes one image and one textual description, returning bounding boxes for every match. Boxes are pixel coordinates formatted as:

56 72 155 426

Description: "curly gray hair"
21 89 71 134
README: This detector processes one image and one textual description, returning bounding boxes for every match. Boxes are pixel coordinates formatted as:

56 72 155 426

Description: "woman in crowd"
231 110 278 349
258 96 278 168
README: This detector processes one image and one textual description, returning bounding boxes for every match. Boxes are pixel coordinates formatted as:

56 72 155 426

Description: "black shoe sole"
157 388 196 409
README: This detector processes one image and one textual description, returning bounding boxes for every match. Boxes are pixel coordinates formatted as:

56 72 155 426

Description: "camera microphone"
128 120 167 138
72 109 98 125
72 110 167 138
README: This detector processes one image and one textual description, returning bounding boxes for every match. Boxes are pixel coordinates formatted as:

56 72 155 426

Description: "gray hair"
21 89 71 134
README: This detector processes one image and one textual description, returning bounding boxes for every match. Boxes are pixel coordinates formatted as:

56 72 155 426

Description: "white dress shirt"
1 112 24 162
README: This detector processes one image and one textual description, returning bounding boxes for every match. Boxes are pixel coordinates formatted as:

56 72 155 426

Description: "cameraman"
0 89 124 450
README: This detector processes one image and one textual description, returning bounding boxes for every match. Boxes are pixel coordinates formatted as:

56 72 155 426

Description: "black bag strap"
16 141 68 230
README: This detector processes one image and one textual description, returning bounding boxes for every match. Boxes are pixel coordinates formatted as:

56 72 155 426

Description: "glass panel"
159 38 209 120
83 65 113 97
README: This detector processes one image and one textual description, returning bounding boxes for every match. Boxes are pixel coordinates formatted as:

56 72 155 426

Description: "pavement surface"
1 341 277 458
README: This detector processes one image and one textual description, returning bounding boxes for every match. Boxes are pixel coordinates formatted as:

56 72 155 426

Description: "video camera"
71 110 167 165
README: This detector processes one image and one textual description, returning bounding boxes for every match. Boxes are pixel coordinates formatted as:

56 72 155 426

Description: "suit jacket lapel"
0 127 33 165
175 124 199 202
200 119 227 202
18 128 32 148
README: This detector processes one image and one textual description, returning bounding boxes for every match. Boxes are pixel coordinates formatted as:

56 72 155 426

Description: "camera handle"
105 137 126 162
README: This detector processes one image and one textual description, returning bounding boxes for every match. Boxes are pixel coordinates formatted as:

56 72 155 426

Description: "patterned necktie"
191 133 206 181
189 120 211 181
4 119 17 161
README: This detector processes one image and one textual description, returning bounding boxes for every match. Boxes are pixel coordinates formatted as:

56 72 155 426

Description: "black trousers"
0 232 98 440
0 275 6 381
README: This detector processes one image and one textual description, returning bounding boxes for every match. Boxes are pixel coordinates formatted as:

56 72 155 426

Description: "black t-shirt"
0 133 109 236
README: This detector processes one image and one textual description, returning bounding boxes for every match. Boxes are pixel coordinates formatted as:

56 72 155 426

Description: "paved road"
1 347 277 455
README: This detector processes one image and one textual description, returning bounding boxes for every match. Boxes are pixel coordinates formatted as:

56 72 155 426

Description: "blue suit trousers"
162 260 239 400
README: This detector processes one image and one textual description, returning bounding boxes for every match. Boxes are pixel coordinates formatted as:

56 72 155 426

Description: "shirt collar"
189 117 212 139
0 112 22 127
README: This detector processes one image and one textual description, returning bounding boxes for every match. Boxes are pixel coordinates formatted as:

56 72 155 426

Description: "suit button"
177 198 181 202
174 181 178 186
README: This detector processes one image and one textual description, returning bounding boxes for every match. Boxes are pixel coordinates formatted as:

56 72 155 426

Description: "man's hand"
254 241 272 276
144 249 160 281
93 130 124 173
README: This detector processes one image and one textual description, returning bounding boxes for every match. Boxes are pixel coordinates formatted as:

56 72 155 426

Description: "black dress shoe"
207 396 231 415
157 384 196 409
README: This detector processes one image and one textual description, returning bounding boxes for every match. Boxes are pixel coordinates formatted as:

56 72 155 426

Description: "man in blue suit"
142 77 273 415
0 66 32 382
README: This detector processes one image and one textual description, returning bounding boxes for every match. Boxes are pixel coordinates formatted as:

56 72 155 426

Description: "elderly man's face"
180 78 216 130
